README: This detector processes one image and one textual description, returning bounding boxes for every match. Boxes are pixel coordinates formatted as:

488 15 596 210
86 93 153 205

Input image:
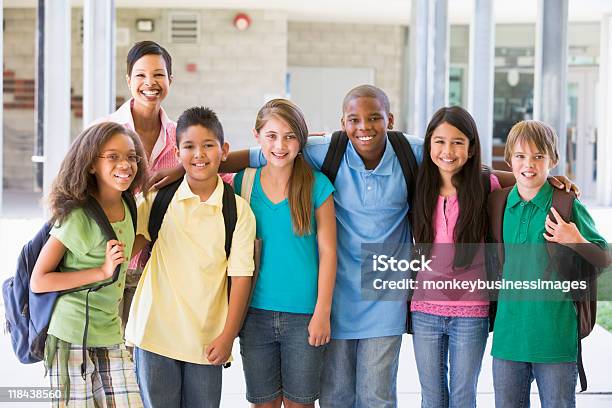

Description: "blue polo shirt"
250 133 424 339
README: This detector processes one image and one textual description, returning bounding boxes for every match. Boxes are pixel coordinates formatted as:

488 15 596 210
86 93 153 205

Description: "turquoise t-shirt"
234 168 334 314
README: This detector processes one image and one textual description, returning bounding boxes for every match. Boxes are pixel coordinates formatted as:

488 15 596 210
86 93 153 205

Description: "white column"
0 1 3 213
409 0 430 137
534 0 568 175
468 0 495 166
430 0 449 113
83 0 115 126
597 15 612 205
43 0 71 198
408 0 448 138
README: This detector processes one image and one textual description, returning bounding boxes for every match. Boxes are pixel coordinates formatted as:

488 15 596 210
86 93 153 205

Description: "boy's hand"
205 333 233 365
544 207 587 245
548 175 581 197
101 240 125 279
308 311 331 347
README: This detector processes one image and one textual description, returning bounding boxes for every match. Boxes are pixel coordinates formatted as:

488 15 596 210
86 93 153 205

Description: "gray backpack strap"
240 168 258 205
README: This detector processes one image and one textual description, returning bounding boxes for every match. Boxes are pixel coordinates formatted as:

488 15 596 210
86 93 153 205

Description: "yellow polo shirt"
125 176 255 364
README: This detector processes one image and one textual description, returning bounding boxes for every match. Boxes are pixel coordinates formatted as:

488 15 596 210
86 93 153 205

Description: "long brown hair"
48 122 147 224
255 99 314 236
412 106 488 268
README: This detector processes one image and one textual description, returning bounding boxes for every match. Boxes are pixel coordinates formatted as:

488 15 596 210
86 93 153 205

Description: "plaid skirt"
45 335 143 408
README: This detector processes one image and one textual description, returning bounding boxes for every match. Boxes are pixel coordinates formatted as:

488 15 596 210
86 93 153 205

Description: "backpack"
321 130 418 210
2 192 137 371
237 168 263 306
487 187 607 391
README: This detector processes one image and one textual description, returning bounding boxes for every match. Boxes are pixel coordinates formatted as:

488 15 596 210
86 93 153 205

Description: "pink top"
411 173 501 318
99 99 179 273
103 99 179 174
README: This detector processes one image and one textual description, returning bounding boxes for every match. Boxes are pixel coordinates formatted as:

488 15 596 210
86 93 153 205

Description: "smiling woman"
93 40 181 334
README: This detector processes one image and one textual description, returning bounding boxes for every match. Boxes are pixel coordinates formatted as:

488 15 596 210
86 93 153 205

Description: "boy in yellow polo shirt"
125 107 255 408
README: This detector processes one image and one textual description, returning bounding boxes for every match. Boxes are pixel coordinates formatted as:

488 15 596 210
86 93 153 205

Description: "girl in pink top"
410 106 500 408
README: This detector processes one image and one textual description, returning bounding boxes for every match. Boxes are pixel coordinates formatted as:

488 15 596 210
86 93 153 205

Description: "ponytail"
288 153 314 235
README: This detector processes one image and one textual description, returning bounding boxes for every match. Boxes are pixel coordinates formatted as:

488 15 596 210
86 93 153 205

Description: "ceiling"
4 0 612 25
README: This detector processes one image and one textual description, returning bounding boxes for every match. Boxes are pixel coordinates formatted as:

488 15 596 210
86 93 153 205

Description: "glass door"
567 67 598 198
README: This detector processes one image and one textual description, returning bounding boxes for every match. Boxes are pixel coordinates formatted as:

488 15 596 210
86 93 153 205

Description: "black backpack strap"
547 189 590 391
83 196 118 242
79 196 124 379
121 191 138 233
222 182 238 259
148 178 183 248
321 131 349 184
481 165 492 195
387 132 418 208
221 182 238 369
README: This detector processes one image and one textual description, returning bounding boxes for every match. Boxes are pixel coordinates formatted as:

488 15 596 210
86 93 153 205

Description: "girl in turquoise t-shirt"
235 99 337 407
30 122 147 407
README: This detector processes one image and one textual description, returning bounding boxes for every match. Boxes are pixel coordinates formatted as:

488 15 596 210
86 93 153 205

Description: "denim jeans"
493 358 577 408
411 311 489 408
319 335 402 408
239 308 326 404
134 347 222 408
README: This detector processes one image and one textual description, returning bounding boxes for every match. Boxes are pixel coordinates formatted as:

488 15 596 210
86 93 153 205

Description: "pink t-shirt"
102 99 179 175
411 173 501 318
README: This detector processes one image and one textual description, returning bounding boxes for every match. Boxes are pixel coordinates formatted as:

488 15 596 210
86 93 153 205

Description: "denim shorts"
239 307 326 404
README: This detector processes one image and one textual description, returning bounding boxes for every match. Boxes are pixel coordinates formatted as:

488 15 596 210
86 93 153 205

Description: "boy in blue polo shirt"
249 85 424 407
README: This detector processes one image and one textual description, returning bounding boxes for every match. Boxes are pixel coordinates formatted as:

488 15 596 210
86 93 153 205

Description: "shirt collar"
111 99 135 130
345 135 393 175
507 181 553 211
176 175 224 208
112 98 174 144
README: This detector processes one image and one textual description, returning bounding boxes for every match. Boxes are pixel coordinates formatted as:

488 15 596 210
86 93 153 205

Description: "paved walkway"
1 191 611 407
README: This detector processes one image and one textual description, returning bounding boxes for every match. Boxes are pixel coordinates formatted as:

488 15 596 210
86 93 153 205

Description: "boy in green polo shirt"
490 120 607 408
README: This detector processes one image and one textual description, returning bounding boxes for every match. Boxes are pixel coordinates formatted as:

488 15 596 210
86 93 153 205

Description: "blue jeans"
319 335 402 408
411 311 489 408
239 308 326 404
493 358 577 408
134 347 222 408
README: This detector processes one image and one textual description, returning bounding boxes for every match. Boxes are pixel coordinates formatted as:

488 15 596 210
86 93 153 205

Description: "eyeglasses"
97 153 142 164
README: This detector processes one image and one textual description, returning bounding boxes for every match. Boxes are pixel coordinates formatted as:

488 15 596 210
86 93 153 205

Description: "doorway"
567 66 598 199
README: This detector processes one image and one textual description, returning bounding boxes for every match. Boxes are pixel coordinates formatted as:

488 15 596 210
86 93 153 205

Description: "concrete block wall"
115 8 288 150
3 7 288 190
288 22 406 123
3 8 37 190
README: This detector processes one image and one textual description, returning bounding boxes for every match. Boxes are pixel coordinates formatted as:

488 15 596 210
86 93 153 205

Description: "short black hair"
176 107 224 146
342 84 390 114
126 41 172 77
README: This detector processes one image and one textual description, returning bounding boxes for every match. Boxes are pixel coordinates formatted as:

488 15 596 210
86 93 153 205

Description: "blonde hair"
255 99 314 236
504 120 559 164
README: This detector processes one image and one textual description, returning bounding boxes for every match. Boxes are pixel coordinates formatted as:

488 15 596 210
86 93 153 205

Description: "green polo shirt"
47 200 134 347
491 182 607 363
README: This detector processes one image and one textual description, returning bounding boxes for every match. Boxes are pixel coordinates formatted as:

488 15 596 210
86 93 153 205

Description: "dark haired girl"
410 106 501 408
